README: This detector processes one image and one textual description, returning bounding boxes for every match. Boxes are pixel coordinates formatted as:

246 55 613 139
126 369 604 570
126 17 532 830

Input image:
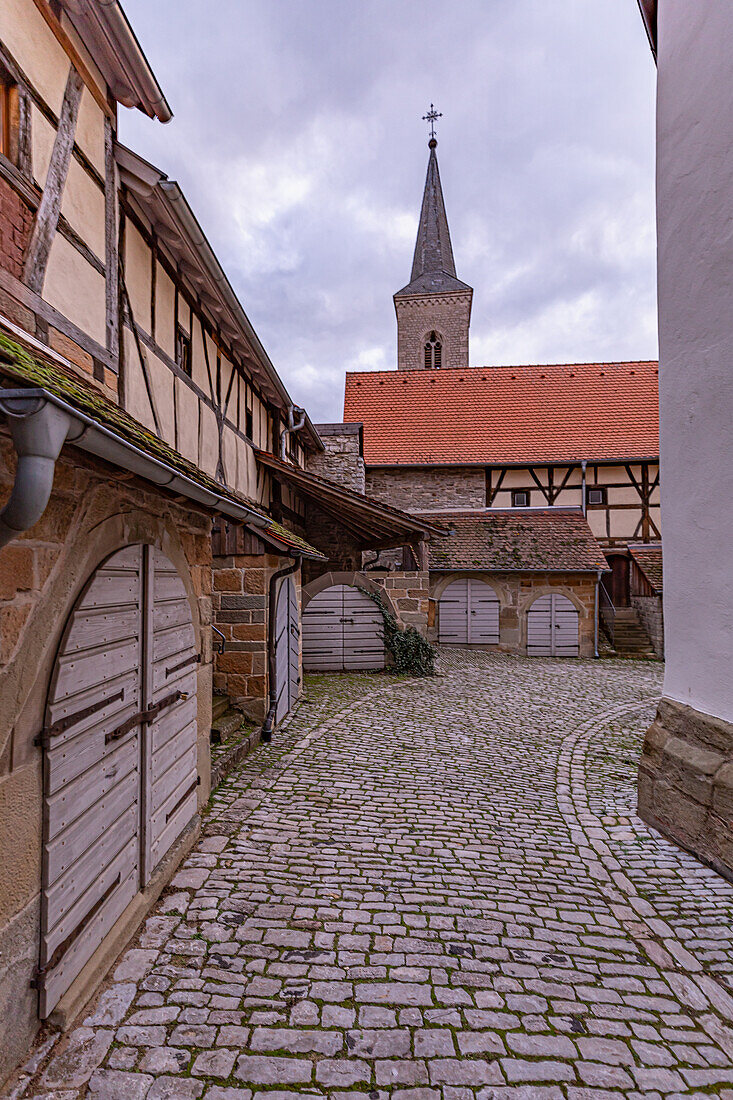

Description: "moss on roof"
0 331 319 557
266 520 326 560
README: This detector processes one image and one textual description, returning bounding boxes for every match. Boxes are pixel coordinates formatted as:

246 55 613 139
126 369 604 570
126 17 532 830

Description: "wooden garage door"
302 584 385 671
275 575 300 722
527 593 579 657
439 579 500 644
39 545 197 1017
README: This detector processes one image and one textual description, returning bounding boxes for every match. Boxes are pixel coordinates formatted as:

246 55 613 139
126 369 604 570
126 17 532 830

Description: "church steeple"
409 140 457 286
394 113 473 371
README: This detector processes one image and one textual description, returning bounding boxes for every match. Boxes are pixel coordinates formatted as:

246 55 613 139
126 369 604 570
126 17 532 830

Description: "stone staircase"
612 607 656 659
210 693 246 746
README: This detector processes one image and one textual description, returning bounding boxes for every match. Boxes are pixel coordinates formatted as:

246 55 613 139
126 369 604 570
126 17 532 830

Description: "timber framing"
22 65 85 293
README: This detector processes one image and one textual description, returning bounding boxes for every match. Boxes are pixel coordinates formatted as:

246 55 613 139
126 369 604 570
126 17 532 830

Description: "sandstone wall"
639 699 733 882
308 424 365 493
212 554 300 720
366 466 485 512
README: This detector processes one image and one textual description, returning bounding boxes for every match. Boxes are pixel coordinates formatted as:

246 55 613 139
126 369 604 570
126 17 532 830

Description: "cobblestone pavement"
12 650 733 1100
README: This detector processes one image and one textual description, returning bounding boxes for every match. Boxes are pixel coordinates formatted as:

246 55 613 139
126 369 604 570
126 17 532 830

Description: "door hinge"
104 690 186 746
35 689 125 748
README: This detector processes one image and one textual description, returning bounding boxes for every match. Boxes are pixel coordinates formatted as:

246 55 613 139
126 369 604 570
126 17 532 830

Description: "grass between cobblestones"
11 650 733 1100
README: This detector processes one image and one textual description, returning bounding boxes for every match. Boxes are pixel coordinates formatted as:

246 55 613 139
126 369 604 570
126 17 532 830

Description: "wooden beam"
119 263 162 436
23 65 84 293
30 0 114 120
104 116 118 359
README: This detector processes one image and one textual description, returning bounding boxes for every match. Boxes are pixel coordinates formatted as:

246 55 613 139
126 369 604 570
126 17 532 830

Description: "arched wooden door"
527 593 579 657
302 584 385 671
275 575 300 722
39 545 198 1017
438 579 500 644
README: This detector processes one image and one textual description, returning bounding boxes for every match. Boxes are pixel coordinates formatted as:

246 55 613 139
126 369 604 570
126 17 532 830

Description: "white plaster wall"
43 234 106 346
656 0 733 722
0 0 69 113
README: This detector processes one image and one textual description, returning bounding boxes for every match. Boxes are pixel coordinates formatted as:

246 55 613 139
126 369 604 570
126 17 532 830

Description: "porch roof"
628 542 663 593
255 449 445 550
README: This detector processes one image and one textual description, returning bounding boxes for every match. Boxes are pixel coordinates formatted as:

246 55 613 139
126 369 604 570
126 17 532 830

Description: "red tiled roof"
343 362 659 466
628 543 663 593
419 509 609 573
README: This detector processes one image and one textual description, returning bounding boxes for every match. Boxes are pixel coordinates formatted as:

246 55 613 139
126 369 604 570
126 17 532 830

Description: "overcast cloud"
119 0 658 423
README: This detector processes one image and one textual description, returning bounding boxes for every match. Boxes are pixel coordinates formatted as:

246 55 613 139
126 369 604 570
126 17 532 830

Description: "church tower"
394 122 473 371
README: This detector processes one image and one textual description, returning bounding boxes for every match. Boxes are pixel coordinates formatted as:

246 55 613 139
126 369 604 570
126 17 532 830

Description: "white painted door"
527 593 579 657
40 545 197 1017
302 584 385 671
438 579 500 644
275 575 300 721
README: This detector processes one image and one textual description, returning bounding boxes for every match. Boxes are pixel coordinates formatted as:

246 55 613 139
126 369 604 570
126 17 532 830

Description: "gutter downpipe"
0 387 270 537
261 554 302 743
0 394 73 550
581 460 588 517
594 569 601 658
279 405 307 462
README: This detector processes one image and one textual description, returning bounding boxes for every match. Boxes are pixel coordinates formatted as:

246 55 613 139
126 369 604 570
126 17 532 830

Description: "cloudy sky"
120 0 658 423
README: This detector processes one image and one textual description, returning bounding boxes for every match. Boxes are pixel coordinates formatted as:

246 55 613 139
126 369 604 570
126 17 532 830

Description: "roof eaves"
637 0 657 61
59 0 173 121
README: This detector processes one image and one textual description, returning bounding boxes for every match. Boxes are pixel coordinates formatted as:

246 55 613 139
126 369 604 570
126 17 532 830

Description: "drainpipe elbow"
0 395 72 550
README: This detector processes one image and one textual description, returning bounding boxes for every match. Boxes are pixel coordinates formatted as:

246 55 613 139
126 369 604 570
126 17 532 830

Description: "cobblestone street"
13 650 733 1100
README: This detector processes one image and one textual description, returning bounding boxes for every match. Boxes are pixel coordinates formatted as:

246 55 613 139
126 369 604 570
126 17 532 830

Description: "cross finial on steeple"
422 103 442 144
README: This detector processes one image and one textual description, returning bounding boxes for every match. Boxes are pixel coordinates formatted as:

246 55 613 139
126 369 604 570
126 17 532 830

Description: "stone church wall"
395 291 472 371
308 423 365 493
366 466 485 512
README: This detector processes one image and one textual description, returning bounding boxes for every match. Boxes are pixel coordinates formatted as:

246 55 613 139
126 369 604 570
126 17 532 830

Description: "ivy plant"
359 587 436 676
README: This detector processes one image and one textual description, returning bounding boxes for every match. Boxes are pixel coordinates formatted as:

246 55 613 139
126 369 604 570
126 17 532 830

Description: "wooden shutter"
527 593 579 657
438 579 469 643
467 580 500 644
303 585 344 670
40 546 144 1017
144 548 198 878
303 584 384 670
275 576 300 720
40 545 199 1017
342 586 385 670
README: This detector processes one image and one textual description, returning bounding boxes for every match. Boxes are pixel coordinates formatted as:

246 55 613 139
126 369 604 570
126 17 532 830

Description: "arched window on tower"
424 331 442 369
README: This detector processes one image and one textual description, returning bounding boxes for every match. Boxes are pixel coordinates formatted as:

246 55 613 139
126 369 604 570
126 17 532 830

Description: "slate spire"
410 138 457 283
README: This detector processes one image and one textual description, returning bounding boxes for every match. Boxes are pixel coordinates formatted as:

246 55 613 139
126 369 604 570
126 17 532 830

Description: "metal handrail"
599 581 616 644
212 625 226 654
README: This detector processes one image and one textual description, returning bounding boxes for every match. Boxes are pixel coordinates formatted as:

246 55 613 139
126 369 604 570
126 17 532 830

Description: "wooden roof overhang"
255 449 444 551
115 145 323 453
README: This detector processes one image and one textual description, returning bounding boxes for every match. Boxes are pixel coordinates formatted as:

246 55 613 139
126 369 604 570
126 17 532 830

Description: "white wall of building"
656 1 733 722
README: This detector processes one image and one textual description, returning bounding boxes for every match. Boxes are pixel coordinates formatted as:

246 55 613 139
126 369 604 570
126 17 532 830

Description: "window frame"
587 486 608 506
176 325 192 378
424 330 443 370
0 78 17 164
512 489 530 508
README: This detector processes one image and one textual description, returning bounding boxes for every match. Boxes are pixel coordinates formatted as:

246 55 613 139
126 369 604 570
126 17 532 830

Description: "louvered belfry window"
424 331 442 369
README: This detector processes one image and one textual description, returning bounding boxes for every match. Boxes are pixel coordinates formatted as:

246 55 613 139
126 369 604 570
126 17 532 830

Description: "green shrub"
359 587 436 676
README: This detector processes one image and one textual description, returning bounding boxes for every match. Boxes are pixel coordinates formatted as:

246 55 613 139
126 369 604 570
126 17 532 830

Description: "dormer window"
424 331 442 369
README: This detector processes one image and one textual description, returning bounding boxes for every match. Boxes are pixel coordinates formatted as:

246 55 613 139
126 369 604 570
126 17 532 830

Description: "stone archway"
302 570 398 619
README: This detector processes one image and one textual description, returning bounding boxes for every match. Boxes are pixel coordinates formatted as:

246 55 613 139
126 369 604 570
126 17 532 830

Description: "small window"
0 79 17 163
424 330 442 369
176 326 191 377
587 487 607 506
512 490 530 508
245 407 254 440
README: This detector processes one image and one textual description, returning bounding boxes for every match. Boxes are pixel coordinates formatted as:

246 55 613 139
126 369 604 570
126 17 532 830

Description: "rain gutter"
0 386 269 549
